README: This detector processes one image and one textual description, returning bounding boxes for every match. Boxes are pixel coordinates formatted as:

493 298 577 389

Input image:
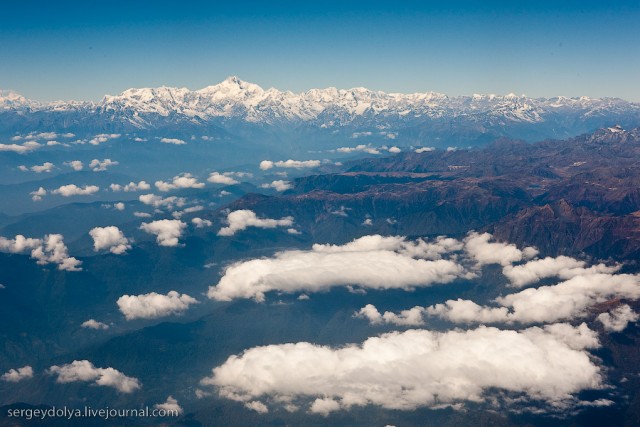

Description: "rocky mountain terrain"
225 126 640 262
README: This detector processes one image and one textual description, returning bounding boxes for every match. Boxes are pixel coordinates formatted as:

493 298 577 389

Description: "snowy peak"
1 79 639 133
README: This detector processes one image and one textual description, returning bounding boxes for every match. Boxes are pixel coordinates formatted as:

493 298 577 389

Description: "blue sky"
1 0 639 101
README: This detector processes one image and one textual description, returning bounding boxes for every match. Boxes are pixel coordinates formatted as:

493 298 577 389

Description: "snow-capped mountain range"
2 77 640 146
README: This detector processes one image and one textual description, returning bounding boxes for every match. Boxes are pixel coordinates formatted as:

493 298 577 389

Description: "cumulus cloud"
52 184 99 197
336 145 381 155
140 219 186 247
89 226 131 254
81 319 109 330
597 305 639 332
48 360 140 393
260 180 292 192
464 232 538 267
0 141 41 153
89 133 120 146
1 234 81 271
202 324 602 413
192 217 212 228
154 396 183 415
113 202 125 211
89 158 119 172
66 160 83 171
208 235 468 302
208 172 239 185
356 304 426 326
155 173 205 192
259 159 321 170
30 187 47 201
117 291 198 320
160 137 186 145
1 366 34 382
139 194 185 210
134 211 152 218
110 181 151 192
503 256 620 288
31 234 82 271
387 146 401 153
217 210 294 237
20 162 55 173
428 273 640 325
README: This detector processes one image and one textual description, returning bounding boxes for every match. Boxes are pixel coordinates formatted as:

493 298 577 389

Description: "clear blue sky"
1 0 639 101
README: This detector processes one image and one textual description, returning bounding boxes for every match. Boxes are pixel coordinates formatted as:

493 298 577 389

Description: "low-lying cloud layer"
203 324 602 414
208 235 468 302
48 360 140 393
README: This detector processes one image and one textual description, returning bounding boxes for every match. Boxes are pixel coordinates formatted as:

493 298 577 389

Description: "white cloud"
219 190 231 197
387 146 401 153
217 210 294 237
111 181 151 192
114 202 125 211
89 226 131 255
208 235 467 302
48 360 140 393
66 160 83 171
259 160 275 170
35 132 58 140
117 290 198 320
260 159 321 170
155 396 184 415
30 186 47 201
362 218 373 226
310 398 340 416
503 256 619 288
20 162 55 173
89 158 119 172
140 219 186 247
1 234 81 271
245 401 269 414
89 133 120 146
415 147 435 153
81 319 109 330
160 137 186 145
30 234 82 271
192 217 212 228
171 205 204 219
52 184 99 197
139 194 185 210
208 172 239 185
287 228 301 235
260 180 292 192
134 211 152 218
336 145 381 155
1 366 33 382
464 232 538 267
155 173 205 192
355 304 426 326
0 141 41 153
202 324 602 413
597 305 639 332
428 273 640 325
